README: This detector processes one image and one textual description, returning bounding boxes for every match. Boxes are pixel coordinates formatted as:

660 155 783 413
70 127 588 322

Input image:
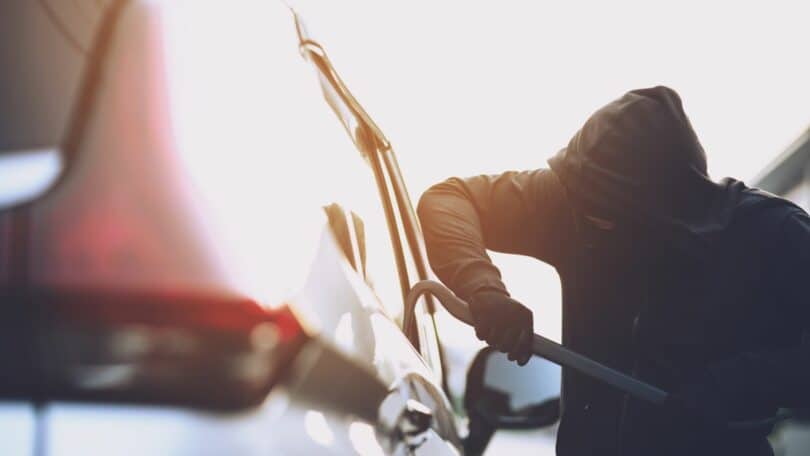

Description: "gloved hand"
662 369 731 432
468 290 533 366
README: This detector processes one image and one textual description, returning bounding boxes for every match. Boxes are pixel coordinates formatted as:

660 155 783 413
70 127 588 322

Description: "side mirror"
464 348 561 455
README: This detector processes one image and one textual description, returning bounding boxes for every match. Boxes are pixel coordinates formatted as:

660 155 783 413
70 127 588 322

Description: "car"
0 1 560 454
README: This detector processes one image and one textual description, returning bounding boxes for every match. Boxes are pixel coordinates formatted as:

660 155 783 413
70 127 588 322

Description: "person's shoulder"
723 179 808 252
730 179 806 219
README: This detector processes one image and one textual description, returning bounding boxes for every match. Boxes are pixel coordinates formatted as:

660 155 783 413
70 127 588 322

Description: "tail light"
0 288 307 410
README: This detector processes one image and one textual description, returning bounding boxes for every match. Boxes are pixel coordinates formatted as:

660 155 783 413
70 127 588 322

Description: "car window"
376 149 446 375
329 155 409 322
292 15 449 376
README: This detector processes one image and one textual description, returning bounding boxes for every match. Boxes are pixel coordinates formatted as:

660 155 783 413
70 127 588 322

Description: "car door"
292 10 464 453
292 12 446 379
373 139 447 382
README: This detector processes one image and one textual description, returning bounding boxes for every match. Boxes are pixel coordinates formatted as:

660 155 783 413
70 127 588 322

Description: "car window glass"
377 150 446 371
328 155 406 321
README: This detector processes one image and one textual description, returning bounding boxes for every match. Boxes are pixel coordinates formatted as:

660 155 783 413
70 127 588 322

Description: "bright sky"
161 0 810 391
294 1 810 188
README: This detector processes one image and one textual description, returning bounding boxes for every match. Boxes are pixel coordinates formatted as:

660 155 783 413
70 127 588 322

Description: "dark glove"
662 369 730 432
468 290 533 366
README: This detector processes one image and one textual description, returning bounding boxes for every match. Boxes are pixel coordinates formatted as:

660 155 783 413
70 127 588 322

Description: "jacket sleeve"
708 210 810 409
416 169 574 301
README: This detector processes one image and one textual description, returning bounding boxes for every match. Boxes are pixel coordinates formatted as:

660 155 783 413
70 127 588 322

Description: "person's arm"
417 169 573 299
705 210 810 409
417 169 574 364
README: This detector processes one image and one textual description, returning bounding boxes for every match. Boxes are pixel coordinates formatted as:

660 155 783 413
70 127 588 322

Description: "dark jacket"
417 87 810 455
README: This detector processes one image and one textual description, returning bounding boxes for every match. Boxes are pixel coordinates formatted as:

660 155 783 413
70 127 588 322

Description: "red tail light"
0 287 306 410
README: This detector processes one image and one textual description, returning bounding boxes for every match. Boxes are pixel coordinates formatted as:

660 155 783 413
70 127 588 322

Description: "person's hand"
662 370 730 432
468 290 533 366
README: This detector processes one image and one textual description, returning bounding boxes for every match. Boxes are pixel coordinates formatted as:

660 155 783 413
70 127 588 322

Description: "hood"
548 86 743 256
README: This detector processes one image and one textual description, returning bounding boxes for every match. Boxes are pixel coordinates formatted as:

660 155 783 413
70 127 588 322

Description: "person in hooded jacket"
417 86 810 456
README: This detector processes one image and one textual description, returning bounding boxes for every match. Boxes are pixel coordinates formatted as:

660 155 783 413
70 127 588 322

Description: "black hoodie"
418 86 810 455
548 86 745 259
